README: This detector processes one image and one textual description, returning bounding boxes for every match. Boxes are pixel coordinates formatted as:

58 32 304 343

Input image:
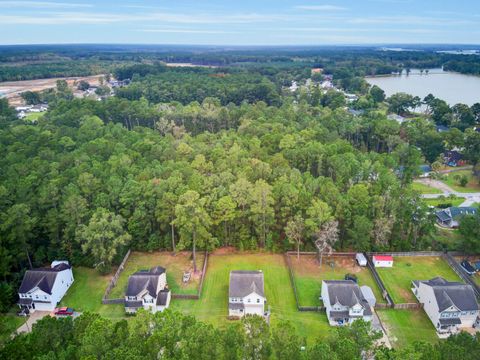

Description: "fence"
393 303 423 310
102 249 132 304
367 251 444 257
365 253 394 307
171 251 209 300
284 254 302 311
444 253 480 298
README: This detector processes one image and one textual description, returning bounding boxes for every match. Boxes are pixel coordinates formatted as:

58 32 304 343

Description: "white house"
321 280 373 326
124 266 171 314
412 277 479 335
18 261 74 313
228 270 266 318
372 255 393 268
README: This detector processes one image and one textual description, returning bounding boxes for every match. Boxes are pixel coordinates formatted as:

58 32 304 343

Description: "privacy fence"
171 251 209 300
102 249 132 304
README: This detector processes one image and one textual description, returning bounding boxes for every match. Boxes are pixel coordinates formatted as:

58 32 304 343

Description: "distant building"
412 277 479 335
436 207 478 228
387 114 406 124
418 165 432 178
18 261 74 313
355 253 367 266
321 280 373 326
289 81 298 92
372 255 393 268
443 150 465 167
228 270 266 318
311 68 323 74
125 266 171 314
436 125 450 133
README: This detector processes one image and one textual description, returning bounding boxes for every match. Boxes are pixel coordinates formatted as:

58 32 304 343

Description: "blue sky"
0 0 479 45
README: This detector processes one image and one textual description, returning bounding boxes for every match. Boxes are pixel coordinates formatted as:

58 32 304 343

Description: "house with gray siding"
228 271 266 318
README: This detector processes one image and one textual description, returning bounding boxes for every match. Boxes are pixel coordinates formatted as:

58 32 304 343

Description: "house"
17 261 74 313
436 125 450 133
412 277 479 334
321 280 373 326
356 253 367 267
419 165 432 178
289 81 298 92
228 270 266 318
311 68 323 74
436 207 478 228
443 150 465 167
360 286 376 307
348 109 364 117
344 93 358 102
372 255 393 268
124 266 171 314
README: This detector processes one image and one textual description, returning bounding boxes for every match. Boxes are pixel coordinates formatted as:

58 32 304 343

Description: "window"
257 298 260 303
44 296 47 300
248 299 251 303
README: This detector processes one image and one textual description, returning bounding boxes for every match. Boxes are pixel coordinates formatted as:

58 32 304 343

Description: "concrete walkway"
15 311 50 334
372 310 392 349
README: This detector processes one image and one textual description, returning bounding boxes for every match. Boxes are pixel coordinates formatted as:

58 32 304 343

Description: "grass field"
376 257 461 303
0 310 26 344
423 196 465 208
170 253 331 342
377 309 437 348
441 171 480 193
109 251 204 299
59 267 124 319
289 255 384 307
24 112 43 122
412 182 442 194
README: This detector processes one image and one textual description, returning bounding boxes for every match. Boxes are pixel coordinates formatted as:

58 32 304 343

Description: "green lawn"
109 251 204 299
377 309 438 348
376 257 461 303
423 196 465 208
289 255 384 307
170 253 331 343
0 310 26 345
412 182 442 194
24 112 43 122
60 267 124 319
441 171 480 193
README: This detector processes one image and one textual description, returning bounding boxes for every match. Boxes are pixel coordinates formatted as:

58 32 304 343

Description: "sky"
0 0 479 45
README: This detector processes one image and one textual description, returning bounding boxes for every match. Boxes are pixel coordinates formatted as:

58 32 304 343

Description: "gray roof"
439 318 462 325
229 303 245 310
323 280 372 315
125 300 143 308
229 271 265 298
126 266 165 297
18 298 33 305
418 277 479 312
156 290 170 306
436 207 478 222
18 263 71 295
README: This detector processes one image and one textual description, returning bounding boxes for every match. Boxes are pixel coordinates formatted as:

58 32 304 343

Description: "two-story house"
17 261 74 313
412 277 479 334
228 270 266 318
124 266 171 314
321 280 373 326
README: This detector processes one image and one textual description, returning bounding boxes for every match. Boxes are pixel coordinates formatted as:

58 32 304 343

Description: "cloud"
295 5 347 11
0 1 92 7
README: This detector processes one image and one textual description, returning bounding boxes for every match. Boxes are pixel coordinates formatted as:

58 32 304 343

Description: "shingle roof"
229 303 245 310
126 266 165 297
18 262 71 294
323 280 372 315
418 277 479 312
156 290 170 306
125 300 143 308
439 318 462 325
229 271 265 298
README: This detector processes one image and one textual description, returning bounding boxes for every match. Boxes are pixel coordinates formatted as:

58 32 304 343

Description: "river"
366 68 480 106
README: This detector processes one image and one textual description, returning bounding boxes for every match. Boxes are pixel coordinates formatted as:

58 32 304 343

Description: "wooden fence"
393 303 422 310
102 249 131 304
444 253 480 298
171 251 209 300
284 254 303 311
365 253 394 308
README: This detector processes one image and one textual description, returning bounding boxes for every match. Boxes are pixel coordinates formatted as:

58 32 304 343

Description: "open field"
376 256 461 303
289 254 384 307
109 251 204 299
59 267 124 319
377 309 437 348
412 182 442 194
441 170 480 193
170 252 331 342
0 75 105 106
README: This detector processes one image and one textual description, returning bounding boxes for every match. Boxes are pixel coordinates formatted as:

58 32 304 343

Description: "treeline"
444 56 480 76
2 310 479 360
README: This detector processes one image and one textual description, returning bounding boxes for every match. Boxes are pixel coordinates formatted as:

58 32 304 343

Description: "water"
366 68 480 106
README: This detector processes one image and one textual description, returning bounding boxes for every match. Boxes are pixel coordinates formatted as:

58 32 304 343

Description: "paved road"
415 179 480 206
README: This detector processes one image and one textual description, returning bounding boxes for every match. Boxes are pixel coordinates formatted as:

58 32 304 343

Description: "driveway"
15 311 50 334
415 179 480 206
372 310 392 348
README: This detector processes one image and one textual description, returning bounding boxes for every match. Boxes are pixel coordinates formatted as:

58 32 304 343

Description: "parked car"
461 260 476 275
344 274 358 283
54 307 74 316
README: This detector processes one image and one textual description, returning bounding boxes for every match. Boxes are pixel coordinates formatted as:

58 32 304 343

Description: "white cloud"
295 5 347 11
0 1 92 7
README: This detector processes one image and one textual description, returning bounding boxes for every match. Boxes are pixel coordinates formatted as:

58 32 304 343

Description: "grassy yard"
376 257 461 303
289 255 384 307
0 310 26 344
377 309 438 348
109 251 204 299
170 253 331 343
412 182 442 194
423 196 465 208
441 170 480 193
24 112 43 122
59 267 124 319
